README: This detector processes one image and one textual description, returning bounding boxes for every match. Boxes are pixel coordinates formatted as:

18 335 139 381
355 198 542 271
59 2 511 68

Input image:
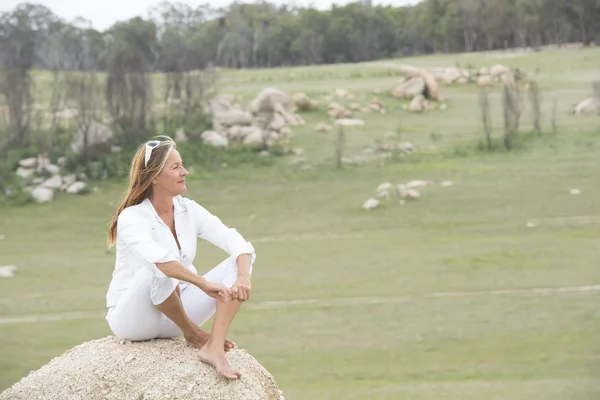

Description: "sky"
2 0 418 31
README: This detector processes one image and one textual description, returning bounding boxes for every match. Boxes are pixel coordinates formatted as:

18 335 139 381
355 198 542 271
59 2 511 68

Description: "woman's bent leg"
189 257 251 379
106 275 165 341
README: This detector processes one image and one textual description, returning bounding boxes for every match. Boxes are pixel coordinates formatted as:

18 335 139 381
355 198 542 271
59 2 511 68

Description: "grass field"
2 46 600 399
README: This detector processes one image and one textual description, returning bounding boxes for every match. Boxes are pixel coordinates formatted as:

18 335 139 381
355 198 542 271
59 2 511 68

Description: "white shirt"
106 195 256 308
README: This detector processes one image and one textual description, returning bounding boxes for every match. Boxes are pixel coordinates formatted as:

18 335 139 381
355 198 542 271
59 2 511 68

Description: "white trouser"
106 258 248 341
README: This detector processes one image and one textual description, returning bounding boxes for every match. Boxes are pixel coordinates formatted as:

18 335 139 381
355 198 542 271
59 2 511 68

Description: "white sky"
2 0 419 31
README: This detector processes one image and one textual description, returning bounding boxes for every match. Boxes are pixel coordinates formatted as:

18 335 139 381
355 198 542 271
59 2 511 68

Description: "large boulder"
250 88 293 114
0 336 283 400
573 97 600 115
390 77 426 99
70 121 114 157
201 131 229 147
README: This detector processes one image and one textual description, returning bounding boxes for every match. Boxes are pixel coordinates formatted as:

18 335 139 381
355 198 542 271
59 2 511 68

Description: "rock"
376 182 392 192
408 95 425 113
334 88 350 98
438 68 461 85
66 181 87 195
209 93 237 114
419 69 439 100
35 154 50 174
70 121 113 157
391 77 425 99
201 131 229 147
44 163 60 175
31 187 53 203
490 64 510 77
15 167 34 180
250 88 293 114
269 114 287 132
0 265 17 278
573 98 600 115
570 188 581 195
406 180 433 188
292 93 312 111
327 103 351 119
57 157 67 168
396 184 420 199
314 122 332 133
334 118 365 126
440 180 454 187
242 127 266 148
397 64 422 78
0 337 283 400
41 175 62 190
19 157 36 168
501 71 516 86
362 197 380 210
214 110 253 130
406 189 420 199
477 75 494 87
62 174 77 188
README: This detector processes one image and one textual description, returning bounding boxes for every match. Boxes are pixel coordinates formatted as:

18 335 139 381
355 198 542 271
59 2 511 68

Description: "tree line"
1 0 599 74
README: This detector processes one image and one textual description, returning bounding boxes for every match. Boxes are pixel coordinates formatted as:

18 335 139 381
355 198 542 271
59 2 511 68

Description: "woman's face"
155 149 188 196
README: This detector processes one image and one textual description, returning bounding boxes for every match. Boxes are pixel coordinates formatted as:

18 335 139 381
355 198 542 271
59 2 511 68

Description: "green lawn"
2 47 600 399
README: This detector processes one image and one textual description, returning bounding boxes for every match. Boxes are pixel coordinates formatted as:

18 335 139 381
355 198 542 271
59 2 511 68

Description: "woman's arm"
156 260 231 300
187 199 256 266
117 208 230 300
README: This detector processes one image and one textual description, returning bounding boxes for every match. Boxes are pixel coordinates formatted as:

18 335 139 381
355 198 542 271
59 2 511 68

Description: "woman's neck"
150 193 174 215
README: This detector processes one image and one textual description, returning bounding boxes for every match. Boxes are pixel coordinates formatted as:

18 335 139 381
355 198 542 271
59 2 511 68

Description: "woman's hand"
231 278 251 302
200 280 231 303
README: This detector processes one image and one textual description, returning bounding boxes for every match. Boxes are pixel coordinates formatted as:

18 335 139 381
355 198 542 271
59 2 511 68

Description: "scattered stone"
292 93 312 111
377 182 392 192
44 164 60 175
477 75 494 87
0 265 17 278
66 182 87 195
573 97 600 115
362 197 380 210
334 118 365 126
314 122 332 133
15 167 34 180
31 187 54 203
40 175 62 190
440 180 454 187
201 131 229 147
19 158 36 168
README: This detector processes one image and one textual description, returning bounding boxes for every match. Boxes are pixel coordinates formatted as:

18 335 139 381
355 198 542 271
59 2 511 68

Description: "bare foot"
184 328 236 352
198 344 241 380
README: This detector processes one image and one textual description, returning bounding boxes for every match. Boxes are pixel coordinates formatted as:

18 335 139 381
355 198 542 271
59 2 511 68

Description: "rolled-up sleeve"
188 200 256 265
117 208 180 305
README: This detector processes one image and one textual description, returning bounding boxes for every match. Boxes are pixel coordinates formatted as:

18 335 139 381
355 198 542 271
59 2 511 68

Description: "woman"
105 135 255 380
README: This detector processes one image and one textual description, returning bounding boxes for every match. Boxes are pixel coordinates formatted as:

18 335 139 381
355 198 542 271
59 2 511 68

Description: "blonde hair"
107 135 176 247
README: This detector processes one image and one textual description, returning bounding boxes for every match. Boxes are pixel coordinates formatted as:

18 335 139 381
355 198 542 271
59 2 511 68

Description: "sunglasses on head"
144 140 160 167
